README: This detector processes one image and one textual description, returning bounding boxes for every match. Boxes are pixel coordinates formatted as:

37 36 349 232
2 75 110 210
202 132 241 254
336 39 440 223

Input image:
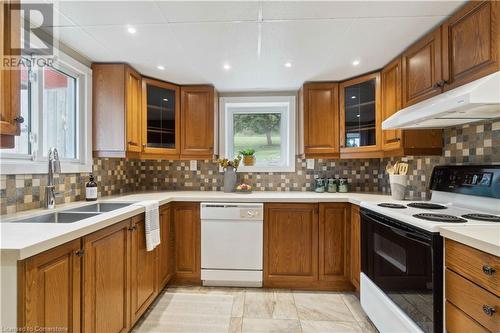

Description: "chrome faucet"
46 147 61 209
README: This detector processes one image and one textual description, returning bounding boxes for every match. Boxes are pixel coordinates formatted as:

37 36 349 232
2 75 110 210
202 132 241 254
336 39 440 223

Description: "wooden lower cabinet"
130 214 157 324
172 202 201 284
264 203 319 288
83 219 131 333
318 203 352 290
157 204 174 290
264 203 354 291
445 239 500 333
350 205 361 291
18 239 82 332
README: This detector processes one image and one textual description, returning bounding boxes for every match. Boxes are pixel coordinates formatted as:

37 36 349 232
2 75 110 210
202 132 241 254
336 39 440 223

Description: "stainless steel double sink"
9 202 133 224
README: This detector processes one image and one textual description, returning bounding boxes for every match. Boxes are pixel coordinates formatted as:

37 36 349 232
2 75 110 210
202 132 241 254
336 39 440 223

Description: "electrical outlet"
190 160 197 171
306 159 315 170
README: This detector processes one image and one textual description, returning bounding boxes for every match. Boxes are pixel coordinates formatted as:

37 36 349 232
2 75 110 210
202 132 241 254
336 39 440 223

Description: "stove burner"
413 213 467 223
377 203 407 209
462 214 500 223
408 202 447 210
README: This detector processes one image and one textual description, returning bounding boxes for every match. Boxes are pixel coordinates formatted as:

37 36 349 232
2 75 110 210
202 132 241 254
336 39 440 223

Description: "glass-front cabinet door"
340 73 381 155
141 78 180 156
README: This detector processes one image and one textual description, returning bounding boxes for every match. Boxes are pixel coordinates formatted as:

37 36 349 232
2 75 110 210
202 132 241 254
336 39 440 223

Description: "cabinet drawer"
446 239 499 295
446 269 499 332
446 301 489 333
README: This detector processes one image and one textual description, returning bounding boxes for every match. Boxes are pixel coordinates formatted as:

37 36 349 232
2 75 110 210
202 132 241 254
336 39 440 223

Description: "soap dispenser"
85 174 98 201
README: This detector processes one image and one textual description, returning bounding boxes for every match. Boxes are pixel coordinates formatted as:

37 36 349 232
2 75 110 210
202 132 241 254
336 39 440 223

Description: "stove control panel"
430 165 499 198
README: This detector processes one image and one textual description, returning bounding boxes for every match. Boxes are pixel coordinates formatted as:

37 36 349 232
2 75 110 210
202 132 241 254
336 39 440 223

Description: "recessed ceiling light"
223 63 231 71
157 65 165 70
127 25 136 34
284 62 292 68
352 59 360 66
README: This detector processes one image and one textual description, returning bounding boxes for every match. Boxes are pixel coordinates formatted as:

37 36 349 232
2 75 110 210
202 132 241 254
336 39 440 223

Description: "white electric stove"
359 165 500 333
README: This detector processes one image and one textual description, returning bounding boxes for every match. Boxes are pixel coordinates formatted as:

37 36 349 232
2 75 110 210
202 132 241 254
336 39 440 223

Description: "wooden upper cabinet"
180 85 216 159
125 67 142 153
92 63 142 158
264 203 319 288
442 1 500 90
381 57 403 151
83 220 131 333
141 78 180 158
302 82 340 158
318 203 352 289
130 214 157 324
172 202 201 284
401 27 443 107
18 239 82 332
339 72 382 158
0 2 21 148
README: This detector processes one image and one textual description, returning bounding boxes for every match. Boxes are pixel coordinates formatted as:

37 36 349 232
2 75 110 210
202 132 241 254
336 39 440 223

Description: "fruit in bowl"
236 184 252 191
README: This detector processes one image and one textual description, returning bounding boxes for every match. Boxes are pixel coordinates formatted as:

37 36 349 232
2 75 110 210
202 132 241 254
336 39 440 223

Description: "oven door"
361 208 442 333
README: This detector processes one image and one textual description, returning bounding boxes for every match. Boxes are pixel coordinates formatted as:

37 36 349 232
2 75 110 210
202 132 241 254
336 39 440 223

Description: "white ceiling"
49 1 466 91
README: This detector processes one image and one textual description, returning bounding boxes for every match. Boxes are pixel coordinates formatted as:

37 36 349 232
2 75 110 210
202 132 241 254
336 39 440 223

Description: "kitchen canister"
223 166 237 193
314 178 326 193
389 174 408 200
327 178 337 193
338 178 348 193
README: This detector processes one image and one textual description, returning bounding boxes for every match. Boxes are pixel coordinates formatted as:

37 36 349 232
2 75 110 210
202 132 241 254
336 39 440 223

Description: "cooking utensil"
398 163 409 175
386 163 395 175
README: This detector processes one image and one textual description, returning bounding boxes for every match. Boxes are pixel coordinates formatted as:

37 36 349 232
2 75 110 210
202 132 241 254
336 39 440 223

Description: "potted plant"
216 156 241 192
239 149 256 166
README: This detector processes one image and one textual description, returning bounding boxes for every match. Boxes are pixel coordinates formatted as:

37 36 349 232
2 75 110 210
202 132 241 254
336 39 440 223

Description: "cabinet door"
83 220 131 333
141 78 180 157
173 202 200 284
303 83 339 158
318 203 352 289
402 27 443 107
264 203 318 288
442 1 499 90
0 2 21 147
180 86 215 159
381 58 403 151
19 239 81 333
130 214 157 324
350 205 361 290
125 67 142 153
158 204 173 290
340 72 381 157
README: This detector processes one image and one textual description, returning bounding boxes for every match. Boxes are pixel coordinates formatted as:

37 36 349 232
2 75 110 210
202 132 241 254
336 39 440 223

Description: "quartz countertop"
439 225 500 256
1 191 394 260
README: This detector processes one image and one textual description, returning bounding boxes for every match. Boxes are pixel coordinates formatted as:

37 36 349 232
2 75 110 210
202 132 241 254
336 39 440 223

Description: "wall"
1 120 498 215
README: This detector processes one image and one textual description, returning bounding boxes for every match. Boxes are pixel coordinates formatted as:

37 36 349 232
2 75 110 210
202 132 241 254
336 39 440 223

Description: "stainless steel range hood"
382 71 500 129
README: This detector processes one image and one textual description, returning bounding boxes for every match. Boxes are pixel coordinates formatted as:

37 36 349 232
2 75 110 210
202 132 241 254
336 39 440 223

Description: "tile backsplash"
1 120 498 215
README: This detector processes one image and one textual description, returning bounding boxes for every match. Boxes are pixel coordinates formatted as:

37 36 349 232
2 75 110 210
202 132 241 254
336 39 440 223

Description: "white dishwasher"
201 202 263 287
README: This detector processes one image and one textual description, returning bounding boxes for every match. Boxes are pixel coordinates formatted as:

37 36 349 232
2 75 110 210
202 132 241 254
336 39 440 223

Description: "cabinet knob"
482 265 496 275
128 226 137 231
482 305 496 316
128 141 138 146
433 80 447 88
75 249 85 257
14 116 24 124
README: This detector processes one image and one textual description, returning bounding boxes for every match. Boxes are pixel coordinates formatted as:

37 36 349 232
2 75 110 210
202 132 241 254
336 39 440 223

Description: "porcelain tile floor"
133 286 379 333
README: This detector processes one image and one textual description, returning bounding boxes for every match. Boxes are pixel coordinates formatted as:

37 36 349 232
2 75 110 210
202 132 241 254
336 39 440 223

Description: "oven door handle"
362 210 431 245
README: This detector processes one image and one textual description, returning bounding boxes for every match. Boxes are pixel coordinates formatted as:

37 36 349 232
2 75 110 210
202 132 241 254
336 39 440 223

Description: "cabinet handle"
128 226 137 231
128 141 138 146
482 305 496 316
482 265 496 275
75 249 85 257
433 80 447 88
14 116 24 124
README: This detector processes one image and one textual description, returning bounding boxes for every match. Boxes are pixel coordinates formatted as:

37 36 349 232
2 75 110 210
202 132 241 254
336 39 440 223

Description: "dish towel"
132 200 160 251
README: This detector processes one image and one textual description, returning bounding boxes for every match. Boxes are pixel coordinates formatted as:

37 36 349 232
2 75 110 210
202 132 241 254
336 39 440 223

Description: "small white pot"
389 174 408 200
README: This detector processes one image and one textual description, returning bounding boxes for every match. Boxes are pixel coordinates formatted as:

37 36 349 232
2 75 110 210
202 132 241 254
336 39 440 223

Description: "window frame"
219 95 296 173
0 49 92 174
